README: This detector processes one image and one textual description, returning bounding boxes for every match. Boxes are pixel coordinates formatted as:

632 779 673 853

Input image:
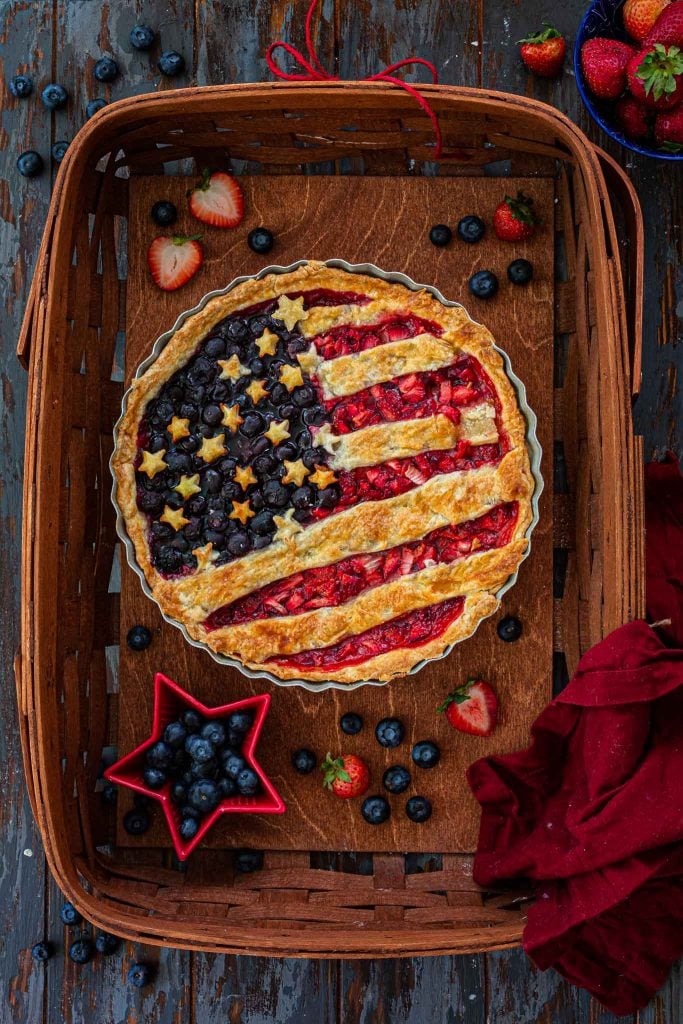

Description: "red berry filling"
321 356 493 435
266 597 465 671
313 313 443 361
204 502 517 631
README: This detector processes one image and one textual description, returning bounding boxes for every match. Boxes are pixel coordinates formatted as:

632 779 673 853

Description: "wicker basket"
16 82 644 957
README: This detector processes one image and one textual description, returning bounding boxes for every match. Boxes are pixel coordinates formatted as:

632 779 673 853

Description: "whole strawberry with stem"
644 0 683 46
493 191 537 242
321 753 370 799
628 43 683 106
518 23 566 77
623 0 671 42
616 94 654 138
655 104 683 146
437 678 498 737
580 37 637 98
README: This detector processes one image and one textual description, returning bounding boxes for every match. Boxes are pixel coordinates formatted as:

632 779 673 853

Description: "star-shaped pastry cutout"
274 294 308 332
234 464 258 491
279 363 304 392
273 508 304 543
192 542 218 570
139 448 168 479
198 433 227 463
104 673 285 860
230 499 255 525
175 473 201 500
167 416 190 442
296 344 320 376
264 418 291 446
255 328 279 358
220 403 244 432
218 354 250 381
245 379 269 405
282 459 310 487
309 465 338 489
160 505 190 531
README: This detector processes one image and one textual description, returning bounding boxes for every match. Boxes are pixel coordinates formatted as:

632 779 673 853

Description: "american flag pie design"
113 262 537 684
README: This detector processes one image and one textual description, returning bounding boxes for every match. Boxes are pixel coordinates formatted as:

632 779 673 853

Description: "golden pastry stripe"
315 334 461 399
300 298 470 339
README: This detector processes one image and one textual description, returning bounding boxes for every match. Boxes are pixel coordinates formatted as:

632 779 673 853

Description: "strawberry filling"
204 503 517 630
265 597 465 671
313 313 443 360
321 355 493 435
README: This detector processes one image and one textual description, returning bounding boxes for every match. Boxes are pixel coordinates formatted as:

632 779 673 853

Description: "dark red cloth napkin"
468 454 683 1015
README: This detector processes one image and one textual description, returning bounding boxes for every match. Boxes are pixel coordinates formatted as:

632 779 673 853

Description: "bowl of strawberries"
575 0 683 158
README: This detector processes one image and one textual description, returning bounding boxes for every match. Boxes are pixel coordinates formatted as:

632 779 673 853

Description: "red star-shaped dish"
105 673 285 860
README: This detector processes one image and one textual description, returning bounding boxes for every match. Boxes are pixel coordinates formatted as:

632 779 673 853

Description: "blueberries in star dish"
429 224 452 247
340 712 363 735
382 765 411 794
182 709 202 733
188 779 220 813
406 795 432 822
130 24 155 51
68 939 94 965
93 57 119 82
236 767 260 796
41 82 68 109
158 51 186 77
142 766 166 789
17 151 43 178
292 748 317 774
128 963 153 989
151 200 178 227
95 933 119 956
507 259 533 286
127 624 152 651
248 227 274 254
457 215 486 243
51 140 69 162
179 816 199 840
31 941 52 962
497 615 522 642
228 710 253 734
375 717 405 748
60 901 82 926
411 740 440 769
123 807 151 835
86 98 107 119
468 270 499 300
10 74 33 98
361 795 391 825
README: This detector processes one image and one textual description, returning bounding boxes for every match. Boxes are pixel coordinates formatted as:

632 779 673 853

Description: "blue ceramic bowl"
574 0 683 161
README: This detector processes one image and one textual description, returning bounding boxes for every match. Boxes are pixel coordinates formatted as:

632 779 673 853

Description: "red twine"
265 0 451 159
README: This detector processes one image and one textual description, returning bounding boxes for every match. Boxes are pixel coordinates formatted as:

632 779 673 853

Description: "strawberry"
654 103 683 146
492 191 537 242
147 235 203 291
627 43 683 107
321 753 370 799
518 23 566 77
437 678 498 737
624 0 670 42
580 37 637 98
188 168 244 228
644 0 683 45
616 94 653 137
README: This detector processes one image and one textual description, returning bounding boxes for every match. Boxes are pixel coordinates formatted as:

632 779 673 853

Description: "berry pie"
113 262 535 683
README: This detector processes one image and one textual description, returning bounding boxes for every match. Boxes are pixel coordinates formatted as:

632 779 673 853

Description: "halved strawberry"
188 169 244 228
438 678 498 736
147 235 203 291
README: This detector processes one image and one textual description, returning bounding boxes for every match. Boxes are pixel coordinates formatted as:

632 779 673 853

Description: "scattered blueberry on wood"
41 82 68 109
31 941 53 962
234 848 264 873
123 807 151 836
340 712 363 735
95 933 119 955
507 258 534 285
361 796 391 824
375 717 405 748
127 962 154 988
126 624 152 651
457 215 486 243
406 795 432 822
158 51 185 77
247 227 274 254
411 740 440 769
68 938 94 965
151 200 178 227
100 783 117 805
468 270 499 299
429 223 452 247
93 57 119 83
129 24 156 51
382 765 411 794
51 140 69 162
17 151 43 178
291 748 317 774
497 615 523 642
60 902 82 926
10 74 33 98
86 98 107 119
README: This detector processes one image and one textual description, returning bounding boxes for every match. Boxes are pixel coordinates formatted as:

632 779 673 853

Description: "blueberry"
154 545 183 574
10 74 33 98
200 720 226 747
164 720 187 747
293 386 316 408
86 98 107 119
60 902 81 926
291 748 317 774
222 752 246 779
429 223 452 247
340 712 363 735
202 403 223 426
143 766 167 789
497 615 522 642
226 318 248 341
94 57 119 82
51 140 69 162
269 383 288 405
262 480 289 507
127 624 152 651
180 401 199 422
179 816 199 841
204 336 226 358
361 796 391 825
185 735 215 764
41 82 68 109
457 215 486 243
383 765 411 794
17 151 43 178
95 933 119 955
127 962 153 988
251 509 276 536
123 807 151 835
240 411 264 437
375 717 405 748
188 779 220 813
411 741 440 769
204 468 223 493
275 441 298 463
227 710 253 734
317 486 339 509
507 259 533 286
406 795 432 823
227 530 251 556
234 849 263 873
292 485 314 510
190 755 218 779
186 495 206 516
101 783 117 805
130 24 155 51
170 782 187 805
302 406 325 427
207 511 228 533
158 51 185 76
236 767 260 796
151 200 177 227
248 227 274 254
468 270 498 300
180 804 201 821
69 939 93 965
217 776 237 799
31 941 52 962
146 740 174 770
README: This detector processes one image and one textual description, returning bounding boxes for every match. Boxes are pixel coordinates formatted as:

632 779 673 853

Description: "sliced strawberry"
147 235 203 291
397 373 426 401
189 169 244 228
438 678 498 736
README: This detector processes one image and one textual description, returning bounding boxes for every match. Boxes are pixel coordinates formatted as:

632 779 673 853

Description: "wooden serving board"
118 174 554 853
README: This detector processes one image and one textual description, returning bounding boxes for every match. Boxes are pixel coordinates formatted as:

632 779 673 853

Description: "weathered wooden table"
1 2 680 1021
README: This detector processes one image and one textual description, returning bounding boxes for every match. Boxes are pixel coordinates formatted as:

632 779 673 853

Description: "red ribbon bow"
265 0 451 159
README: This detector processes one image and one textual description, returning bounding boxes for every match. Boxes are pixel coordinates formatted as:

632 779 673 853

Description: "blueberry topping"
188 779 220 813
429 224 452 247
41 83 68 109
94 57 119 82
127 624 152 651
60 902 82 926
227 710 253 734
142 766 167 789
234 849 264 873
158 51 185 76
185 735 215 764
95 933 119 955
383 765 411 794
123 807 151 835
411 741 440 769
222 752 246 779
375 717 405 748
51 140 69 162
182 709 203 733
146 740 174 770
200 720 226 746
468 270 499 300
497 615 522 642
179 816 199 841
127 963 153 988
457 215 486 243
130 24 155 51
17 151 43 178
248 227 275 254
31 941 52 962
86 98 107 119
236 767 260 795
151 200 177 227
507 259 533 286
204 336 226 358
406 795 432 822
340 712 363 735
292 748 317 774
361 796 391 825
68 939 94 965
10 74 33 99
